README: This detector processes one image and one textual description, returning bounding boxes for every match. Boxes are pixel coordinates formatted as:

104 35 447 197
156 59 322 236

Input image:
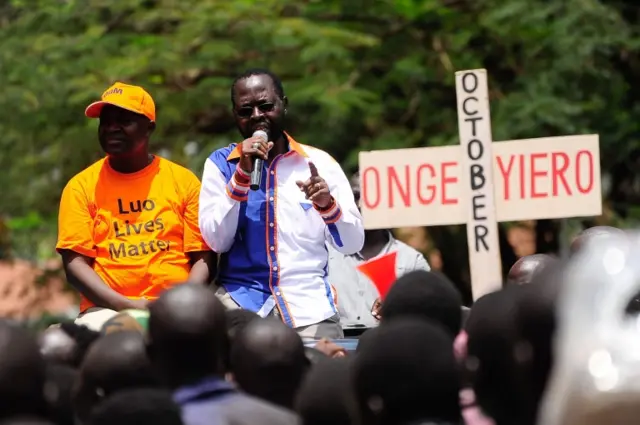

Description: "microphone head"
252 130 268 142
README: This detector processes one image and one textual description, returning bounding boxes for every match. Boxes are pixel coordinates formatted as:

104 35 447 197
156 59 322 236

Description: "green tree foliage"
1 0 639 295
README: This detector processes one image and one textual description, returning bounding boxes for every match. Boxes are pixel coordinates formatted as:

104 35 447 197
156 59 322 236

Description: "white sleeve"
414 253 431 271
198 158 249 253
318 160 365 255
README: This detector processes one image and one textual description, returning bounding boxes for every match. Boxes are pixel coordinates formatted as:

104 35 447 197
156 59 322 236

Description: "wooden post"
455 69 502 300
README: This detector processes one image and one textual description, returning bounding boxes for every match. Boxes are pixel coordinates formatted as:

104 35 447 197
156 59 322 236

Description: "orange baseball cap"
85 82 156 122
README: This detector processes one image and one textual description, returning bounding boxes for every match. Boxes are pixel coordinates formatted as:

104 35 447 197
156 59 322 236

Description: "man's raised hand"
296 162 332 209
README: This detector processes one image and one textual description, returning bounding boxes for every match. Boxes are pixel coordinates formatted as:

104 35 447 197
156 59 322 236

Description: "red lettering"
365 161 464 208
441 162 458 205
416 164 436 205
551 152 571 196
497 150 595 202
576 150 594 194
519 154 525 199
362 167 380 209
387 166 411 208
496 155 515 200
529 153 548 198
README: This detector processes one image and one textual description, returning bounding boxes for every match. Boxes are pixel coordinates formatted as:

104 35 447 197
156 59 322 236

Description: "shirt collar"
226 131 308 161
354 230 396 260
173 376 235 405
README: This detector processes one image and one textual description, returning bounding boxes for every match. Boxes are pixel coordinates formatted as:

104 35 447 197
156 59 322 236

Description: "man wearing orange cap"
56 82 212 331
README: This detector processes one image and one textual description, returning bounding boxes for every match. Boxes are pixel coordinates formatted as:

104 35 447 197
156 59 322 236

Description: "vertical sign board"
455 69 502 299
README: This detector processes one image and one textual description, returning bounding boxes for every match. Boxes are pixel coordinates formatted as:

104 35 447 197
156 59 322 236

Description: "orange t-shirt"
56 156 209 312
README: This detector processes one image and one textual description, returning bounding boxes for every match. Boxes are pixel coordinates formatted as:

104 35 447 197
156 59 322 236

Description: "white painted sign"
358 69 602 300
493 135 601 222
359 145 464 227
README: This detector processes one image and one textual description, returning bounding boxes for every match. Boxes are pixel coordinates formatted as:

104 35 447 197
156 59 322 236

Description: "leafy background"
1 0 639 304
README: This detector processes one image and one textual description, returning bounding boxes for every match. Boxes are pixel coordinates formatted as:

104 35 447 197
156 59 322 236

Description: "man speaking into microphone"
199 69 364 339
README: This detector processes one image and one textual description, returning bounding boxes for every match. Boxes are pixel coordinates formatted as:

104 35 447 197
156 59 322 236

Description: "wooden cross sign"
358 69 601 300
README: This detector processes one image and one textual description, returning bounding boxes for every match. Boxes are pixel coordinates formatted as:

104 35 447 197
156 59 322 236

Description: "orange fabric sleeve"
182 173 209 253
56 179 97 258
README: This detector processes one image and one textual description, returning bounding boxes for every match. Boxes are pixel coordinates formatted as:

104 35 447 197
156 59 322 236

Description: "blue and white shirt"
199 134 364 328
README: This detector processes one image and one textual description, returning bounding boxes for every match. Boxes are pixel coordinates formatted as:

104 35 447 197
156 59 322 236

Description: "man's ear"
147 121 156 136
282 96 289 113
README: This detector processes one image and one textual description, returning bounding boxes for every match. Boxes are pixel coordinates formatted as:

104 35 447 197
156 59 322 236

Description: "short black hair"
231 68 285 104
380 270 463 337
44 364 78 425
295 357 358 425
353 318 460 424
225 308 261 341
58 321 101 368
230 318 308 409
465 284 556 425
0 320 48 420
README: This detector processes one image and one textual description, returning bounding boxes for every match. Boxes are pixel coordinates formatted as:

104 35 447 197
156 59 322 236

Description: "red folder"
356 251 398 300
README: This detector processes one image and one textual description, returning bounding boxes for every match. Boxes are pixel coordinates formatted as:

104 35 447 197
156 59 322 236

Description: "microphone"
250 130 268 191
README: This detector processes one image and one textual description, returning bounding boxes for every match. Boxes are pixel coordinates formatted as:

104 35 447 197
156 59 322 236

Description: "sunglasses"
236 102 276 118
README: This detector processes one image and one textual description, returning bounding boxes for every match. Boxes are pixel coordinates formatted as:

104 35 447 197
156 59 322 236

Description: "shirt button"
271 171 275 175
357 316 361 320
270 246 275 251
275 291 281 296
273 266 278 271
269 197 274 201
269 222 274 227
358 290 364 296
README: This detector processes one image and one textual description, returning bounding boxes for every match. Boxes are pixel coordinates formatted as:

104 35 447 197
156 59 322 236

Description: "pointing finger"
309 161 319 177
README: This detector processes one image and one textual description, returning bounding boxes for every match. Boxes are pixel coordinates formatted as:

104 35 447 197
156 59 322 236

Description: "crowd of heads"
0 225 634 425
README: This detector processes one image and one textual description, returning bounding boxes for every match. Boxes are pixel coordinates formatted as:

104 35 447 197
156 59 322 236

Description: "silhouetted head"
466 289 521 425
380 270 463 337
507 254 557 286
57 322 101 368
147 283 229 388
74 331 157 423
38 327 76 367
231 318 309 409
295 357 358 425
0 320 47 420
513 282 557 422
39 322 99 369
43 364 77 425
225 308 261 342
466 283 555 425
353 318 460 425
355 328 376 354
570 226 625 256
